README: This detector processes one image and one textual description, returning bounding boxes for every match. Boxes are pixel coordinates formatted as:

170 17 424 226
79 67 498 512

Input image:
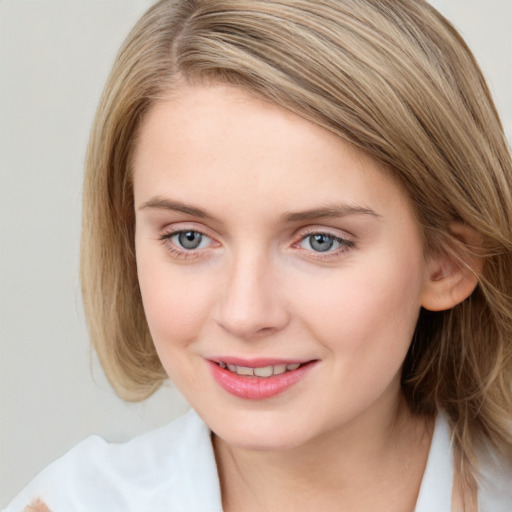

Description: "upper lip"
208 356 316 367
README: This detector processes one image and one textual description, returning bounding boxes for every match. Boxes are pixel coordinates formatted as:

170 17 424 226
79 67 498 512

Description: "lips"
207 358 317 400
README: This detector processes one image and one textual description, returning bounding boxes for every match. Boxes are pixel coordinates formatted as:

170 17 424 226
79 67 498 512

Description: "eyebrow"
139 197 215 219
281 205 380 222
139 196 380 222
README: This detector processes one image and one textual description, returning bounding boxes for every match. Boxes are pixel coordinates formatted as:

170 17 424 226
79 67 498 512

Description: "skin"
132 84 464 511
24 501 50 512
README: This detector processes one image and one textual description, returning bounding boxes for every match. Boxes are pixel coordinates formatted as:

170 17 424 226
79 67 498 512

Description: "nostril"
255 326 277 336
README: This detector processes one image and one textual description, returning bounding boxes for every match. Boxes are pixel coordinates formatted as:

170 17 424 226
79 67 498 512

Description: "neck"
213 397 433 512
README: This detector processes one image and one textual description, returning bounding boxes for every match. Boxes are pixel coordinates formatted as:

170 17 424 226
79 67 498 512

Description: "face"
133 84 430 451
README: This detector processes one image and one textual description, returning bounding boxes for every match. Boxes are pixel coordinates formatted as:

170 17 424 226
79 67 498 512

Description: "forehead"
132 84 413 224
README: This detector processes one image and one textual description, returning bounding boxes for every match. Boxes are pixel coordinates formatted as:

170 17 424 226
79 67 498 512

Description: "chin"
208 412 319 452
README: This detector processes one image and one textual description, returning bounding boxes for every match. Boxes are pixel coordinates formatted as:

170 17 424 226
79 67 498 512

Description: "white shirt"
5 409 512 511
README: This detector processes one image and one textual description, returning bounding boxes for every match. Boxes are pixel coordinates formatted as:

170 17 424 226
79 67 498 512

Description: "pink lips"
207 358 317 400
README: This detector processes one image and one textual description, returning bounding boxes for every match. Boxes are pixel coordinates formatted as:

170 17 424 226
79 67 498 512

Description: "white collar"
414 412 453 512
163 409 223 511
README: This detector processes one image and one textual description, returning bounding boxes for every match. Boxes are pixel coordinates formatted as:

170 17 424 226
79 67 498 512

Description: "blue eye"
299 233 350 253
309 234 334 252
171 230 210 250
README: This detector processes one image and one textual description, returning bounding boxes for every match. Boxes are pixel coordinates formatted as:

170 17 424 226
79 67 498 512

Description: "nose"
215 249 290 340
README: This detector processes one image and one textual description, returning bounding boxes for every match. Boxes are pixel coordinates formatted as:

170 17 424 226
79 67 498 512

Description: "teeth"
237 366 254 376
273 364 287 375
254 365 273 377
219 362 303 378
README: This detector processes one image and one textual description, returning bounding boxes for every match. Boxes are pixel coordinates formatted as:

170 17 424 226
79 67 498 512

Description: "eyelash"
158 228 355 260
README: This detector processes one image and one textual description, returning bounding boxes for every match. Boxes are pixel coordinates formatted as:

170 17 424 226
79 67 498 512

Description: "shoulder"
5 409 223 512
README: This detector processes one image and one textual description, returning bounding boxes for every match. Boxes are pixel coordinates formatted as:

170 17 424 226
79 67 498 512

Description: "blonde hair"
81 0 512 494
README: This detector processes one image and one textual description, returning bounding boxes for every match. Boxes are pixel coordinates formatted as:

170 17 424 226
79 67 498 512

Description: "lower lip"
207 360 316 400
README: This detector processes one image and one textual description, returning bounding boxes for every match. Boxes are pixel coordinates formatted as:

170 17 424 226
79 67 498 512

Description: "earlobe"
420 223 483 312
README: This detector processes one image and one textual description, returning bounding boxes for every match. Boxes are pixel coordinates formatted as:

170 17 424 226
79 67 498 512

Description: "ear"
421 223 483 312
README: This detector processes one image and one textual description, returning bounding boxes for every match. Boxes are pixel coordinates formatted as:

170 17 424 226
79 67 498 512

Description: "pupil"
310 234 333 252
178 231 202 249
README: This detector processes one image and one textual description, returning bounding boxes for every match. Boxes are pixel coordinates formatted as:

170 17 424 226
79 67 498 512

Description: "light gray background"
1 0 511 507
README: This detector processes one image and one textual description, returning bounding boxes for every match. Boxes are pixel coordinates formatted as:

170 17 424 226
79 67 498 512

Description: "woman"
8 0 512 511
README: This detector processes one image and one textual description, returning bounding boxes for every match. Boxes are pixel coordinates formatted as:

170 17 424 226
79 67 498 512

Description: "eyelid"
294 225 355 243
158 222 218 241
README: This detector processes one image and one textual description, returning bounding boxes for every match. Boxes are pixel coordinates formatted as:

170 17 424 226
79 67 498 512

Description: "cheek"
136 252 215 352
137 257 218 394
296 247 424 360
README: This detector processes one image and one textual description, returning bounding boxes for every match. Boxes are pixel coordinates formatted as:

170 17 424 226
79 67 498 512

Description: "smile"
208 359 317 400
218 361 302 378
